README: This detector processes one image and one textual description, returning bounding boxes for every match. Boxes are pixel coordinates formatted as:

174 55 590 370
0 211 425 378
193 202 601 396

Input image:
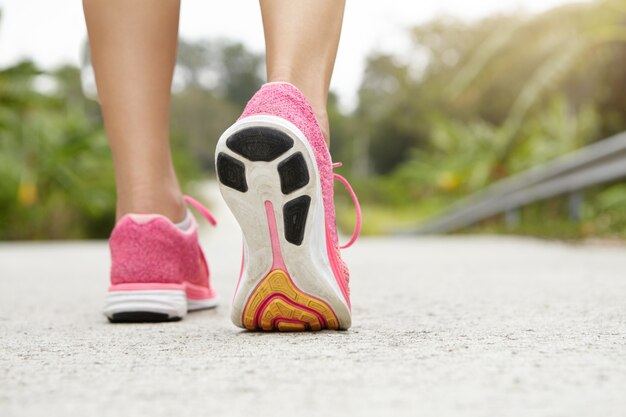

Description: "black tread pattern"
283 195 311 246
278 152 310 195
226 127 294 162
109 312 181 323
217 153 248 192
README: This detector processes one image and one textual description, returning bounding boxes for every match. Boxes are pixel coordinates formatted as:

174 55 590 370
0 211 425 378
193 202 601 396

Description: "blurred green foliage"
1 0 626 240
0 62 114 239
334 0 626 238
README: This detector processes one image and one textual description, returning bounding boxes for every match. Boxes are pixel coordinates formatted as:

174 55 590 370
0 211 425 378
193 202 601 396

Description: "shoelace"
332 162 362 249
183 195 218 226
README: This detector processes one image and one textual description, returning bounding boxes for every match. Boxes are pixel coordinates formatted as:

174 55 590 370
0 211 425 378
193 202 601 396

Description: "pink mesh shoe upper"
109 213 211 288
240 82 354 304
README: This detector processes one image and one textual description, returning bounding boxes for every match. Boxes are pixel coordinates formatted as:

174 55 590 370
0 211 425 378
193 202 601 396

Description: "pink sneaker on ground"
215 82 361 331
103 196 219 322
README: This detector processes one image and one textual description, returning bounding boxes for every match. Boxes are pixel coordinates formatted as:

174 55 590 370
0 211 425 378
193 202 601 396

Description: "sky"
0 0 589 110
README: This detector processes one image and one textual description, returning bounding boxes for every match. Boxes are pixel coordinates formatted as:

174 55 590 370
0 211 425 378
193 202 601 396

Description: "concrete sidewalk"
1 189 626 416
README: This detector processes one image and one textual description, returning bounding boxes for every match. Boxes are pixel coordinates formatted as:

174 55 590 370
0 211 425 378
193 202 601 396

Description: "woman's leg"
259 0 346 144
83 0 185 222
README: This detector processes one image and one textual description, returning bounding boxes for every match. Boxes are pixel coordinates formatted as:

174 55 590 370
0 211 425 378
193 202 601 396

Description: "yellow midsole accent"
242 269 339 331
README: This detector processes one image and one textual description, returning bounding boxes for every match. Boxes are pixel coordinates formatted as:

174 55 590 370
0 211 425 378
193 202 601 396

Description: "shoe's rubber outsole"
242 269 339 331
109 312 181 323
216 115 351 331
104 287 218 323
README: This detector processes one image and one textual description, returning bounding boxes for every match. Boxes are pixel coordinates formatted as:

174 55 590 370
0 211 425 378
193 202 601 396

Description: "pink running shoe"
103 196 219 322
215 82 361 331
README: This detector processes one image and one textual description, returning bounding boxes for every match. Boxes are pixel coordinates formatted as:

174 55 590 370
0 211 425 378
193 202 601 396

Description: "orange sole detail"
242 269 340 331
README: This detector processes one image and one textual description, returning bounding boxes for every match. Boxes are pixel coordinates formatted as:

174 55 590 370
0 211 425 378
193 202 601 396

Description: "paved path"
1 186 626 417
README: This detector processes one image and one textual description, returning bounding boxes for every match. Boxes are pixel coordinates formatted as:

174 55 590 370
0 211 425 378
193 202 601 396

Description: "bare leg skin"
260 0 346 144
83 0 186 221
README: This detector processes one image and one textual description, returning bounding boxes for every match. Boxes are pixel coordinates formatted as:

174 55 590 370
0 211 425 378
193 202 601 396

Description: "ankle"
115 185 187 223
267 71 331 144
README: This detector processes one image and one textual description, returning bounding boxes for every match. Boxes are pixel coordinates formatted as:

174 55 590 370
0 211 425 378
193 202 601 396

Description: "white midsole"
215 115 351 329
103 290 218 319
187 297 220 311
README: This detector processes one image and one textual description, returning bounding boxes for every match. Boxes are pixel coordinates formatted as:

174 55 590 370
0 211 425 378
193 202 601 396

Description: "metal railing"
409 131 626 234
